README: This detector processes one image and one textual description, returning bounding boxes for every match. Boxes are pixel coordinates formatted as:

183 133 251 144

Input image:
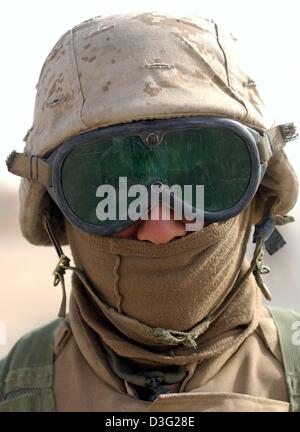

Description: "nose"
136 202 186 245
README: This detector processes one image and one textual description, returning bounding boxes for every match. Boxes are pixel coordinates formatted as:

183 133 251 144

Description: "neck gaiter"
65 204 261 368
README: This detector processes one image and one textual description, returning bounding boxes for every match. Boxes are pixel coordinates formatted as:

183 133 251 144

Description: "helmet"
12 12 298 245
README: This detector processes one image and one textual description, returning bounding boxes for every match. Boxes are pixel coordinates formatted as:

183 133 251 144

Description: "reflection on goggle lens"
61 127 252 226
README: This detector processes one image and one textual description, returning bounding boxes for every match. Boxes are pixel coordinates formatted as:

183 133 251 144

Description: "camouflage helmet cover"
15 12 298 245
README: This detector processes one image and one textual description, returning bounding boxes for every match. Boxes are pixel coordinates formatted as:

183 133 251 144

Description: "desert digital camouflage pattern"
18 12 298 245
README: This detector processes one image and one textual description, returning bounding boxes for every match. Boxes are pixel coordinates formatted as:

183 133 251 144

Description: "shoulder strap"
268 306 300 412
0 319 61 412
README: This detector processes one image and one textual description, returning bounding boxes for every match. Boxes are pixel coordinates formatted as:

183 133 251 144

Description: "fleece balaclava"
65 203 261 373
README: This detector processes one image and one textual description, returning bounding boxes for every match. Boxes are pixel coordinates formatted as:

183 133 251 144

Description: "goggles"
7 116 280 236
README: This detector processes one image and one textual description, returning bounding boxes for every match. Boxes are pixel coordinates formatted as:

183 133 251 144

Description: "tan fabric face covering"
65 205 261 366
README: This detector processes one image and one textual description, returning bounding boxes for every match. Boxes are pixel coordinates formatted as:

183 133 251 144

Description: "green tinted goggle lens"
60 127 252 226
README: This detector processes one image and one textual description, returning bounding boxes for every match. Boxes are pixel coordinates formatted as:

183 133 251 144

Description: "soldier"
1 12 300 411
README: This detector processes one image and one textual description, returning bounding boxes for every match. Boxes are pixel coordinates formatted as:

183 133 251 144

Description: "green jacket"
0 307 299 412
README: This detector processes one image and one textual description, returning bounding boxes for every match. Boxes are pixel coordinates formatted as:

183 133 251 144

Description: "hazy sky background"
0 1 299 357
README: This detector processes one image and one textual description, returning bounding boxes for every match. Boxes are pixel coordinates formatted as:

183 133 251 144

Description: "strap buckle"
255 249 270 275
53 255 70 286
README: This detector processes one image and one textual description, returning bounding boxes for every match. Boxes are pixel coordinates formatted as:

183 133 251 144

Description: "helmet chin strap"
40 201 294 332
251 194 295 300
41 212 70 318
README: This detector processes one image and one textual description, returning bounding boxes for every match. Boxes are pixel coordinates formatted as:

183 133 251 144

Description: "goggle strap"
6 151 52 187
256 137 273 163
